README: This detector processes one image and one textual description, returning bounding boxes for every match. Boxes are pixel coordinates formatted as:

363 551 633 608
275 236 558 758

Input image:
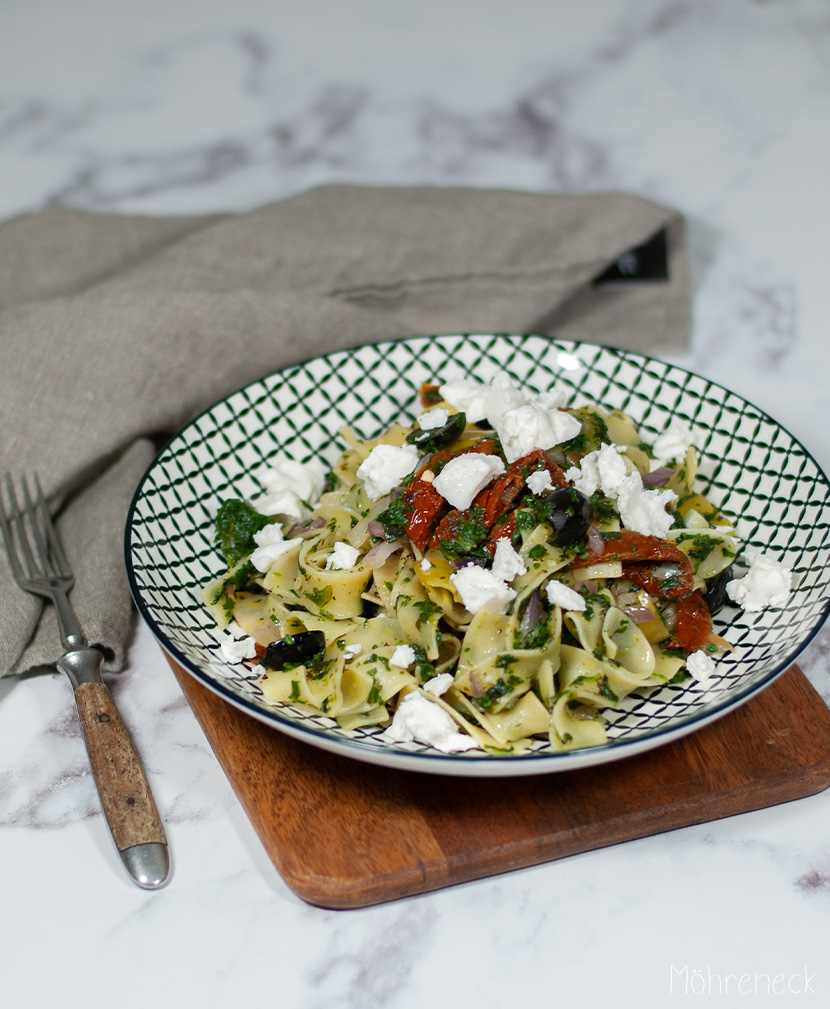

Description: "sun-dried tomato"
573 529 695 600
667 590 712 652
403 479 448 552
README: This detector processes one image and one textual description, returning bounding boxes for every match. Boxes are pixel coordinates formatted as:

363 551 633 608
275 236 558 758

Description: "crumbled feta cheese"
491 538 527 583
250 523 303 572
496 404 582 464
422 672 455 697
616 473 677 538
261 457 327 504
255 457 327 520
652 423 693 463
382 691 478 753
438 377 492 423
439 371 572 433
531 387 570 410
545 580 587 611
726 552 792 611
255 488 310 522
343 643 362 661
566 443 628 498
357 443 420 500
526 469 553 496
390 644 417 668
687 649 716 682
450 564 516 615
432 453 505 510
417 407 450 430
439 371 526 427
567 445 677 537
220 634 258 662
325 541 360 571
420 557 433 571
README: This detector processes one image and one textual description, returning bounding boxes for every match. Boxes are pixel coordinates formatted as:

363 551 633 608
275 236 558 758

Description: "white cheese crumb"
726 552 792 611
545 580 587 611
382 691 478 753
566 443 628 498
439 371 526 427
686 649 716 682
325 541 361 570
250 523 303 573
420 558 433 571
567 445 677 538
220 634 258 662
417 407 450 430
255 488 310 522
255 457 326 520
496 404 582 464
616 473 677 539
432 453 505 510
491 538 527 583
390 644 417 668
356 443 420 500
423 673 455 697
261 457 326 503
343 643 362 661
652 423 693 463
450 564 516 615
526 469 553 496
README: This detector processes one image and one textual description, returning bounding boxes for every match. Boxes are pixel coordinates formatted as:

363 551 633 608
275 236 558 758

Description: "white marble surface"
3 1 830 1005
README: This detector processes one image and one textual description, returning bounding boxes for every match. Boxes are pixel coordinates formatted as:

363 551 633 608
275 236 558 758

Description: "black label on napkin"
593 227 669 288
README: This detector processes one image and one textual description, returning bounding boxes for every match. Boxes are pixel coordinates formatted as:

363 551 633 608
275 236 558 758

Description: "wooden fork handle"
68 672 171 889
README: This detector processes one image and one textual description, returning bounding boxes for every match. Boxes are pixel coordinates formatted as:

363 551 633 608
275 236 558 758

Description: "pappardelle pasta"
202 372 741 755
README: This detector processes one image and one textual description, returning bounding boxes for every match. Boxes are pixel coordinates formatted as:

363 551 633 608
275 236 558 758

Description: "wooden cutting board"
165 656 830 909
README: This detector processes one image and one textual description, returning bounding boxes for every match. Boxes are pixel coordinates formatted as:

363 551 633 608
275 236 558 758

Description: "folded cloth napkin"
0 184 690 676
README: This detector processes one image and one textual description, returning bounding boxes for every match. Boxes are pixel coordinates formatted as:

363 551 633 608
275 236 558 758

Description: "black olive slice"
704 566 733 616
541 487 594 547
263 630 326 670
405 411 466 453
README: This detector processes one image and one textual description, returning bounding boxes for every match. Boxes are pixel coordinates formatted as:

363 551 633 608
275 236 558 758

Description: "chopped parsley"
212 560 256 619
214 499 271 567
437 505 489 562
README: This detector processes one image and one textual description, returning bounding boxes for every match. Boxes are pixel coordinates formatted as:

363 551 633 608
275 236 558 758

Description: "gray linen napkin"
0 184 690 676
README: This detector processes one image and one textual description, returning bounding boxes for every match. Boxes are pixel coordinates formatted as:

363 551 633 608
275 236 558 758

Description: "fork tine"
20 472 56 578
5 474 40 578
33 473 72 578
0 476 25 581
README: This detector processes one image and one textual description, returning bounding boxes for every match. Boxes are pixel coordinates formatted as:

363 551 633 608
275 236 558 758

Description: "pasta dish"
201 372 786 755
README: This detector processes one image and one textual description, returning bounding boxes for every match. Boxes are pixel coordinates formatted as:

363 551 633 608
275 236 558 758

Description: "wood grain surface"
74 680 167 850
165 657 830 909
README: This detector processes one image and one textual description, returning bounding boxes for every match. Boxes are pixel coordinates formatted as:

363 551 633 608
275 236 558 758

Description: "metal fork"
0 473 170 889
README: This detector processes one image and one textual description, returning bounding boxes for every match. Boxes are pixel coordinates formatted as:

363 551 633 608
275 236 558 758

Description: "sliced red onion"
364 539 404 569
469 672 485 698
642 467 674 487
586 524 604 556
579 579 598 595
546 447 566 467
652 563 681 581
285 517 326 538
622 606 654 624
367 520 386 538
519 588 543 633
